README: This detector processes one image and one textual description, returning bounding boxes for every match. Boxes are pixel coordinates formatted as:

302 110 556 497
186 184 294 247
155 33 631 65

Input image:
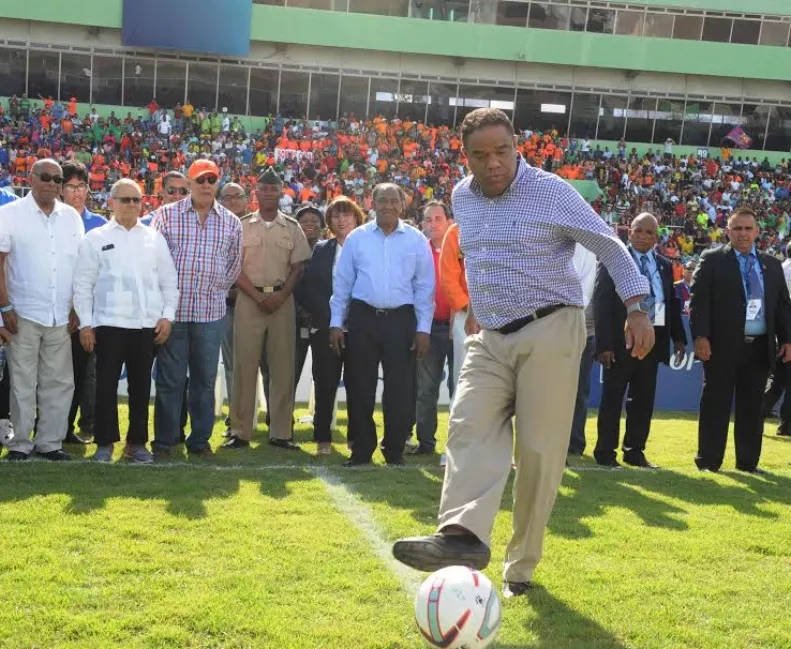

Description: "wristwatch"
626 301 649 316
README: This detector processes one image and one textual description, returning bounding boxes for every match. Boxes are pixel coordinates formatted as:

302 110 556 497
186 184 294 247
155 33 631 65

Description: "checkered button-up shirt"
151 197 242 323
453 157 648 330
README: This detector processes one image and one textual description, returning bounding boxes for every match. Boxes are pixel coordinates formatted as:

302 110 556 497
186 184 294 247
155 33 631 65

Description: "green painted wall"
617 0 791 15
1 1 791 83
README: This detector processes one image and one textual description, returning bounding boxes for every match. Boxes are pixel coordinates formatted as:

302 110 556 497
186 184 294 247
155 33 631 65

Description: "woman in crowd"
297 197 365 453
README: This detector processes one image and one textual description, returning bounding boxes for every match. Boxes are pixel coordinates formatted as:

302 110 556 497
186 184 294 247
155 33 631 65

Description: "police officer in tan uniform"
224 168 311 450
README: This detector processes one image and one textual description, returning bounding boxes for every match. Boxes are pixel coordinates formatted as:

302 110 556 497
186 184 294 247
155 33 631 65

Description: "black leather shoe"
737 466 768 475
698 465 720 473
36 449 72 461
343 457 371 467
5 451 29 462
407 445 435 455
623 453 659 469
392 533 491 572
222 436 250 449
64 431 89 445
503 581 533 599
221 428 233 438
387 457 405 466
777 428 791 437
268 438 299 450
596 458 622 469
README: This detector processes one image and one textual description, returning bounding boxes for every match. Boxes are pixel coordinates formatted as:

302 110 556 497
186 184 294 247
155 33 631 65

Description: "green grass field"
1 406 790 649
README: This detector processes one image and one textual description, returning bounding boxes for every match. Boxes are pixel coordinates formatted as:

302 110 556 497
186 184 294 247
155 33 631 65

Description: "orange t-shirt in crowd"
439 223 469 313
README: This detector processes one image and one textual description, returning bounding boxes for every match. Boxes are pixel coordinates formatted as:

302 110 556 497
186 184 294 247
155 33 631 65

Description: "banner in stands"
274 148 314 165
587 315 703 412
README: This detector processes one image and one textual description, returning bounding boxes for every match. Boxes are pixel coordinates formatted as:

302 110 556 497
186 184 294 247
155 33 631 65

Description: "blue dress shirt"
735 246 766 336
330 219 435 333
630 248 665 304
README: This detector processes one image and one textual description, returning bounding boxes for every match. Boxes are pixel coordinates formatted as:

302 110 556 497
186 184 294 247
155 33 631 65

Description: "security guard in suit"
225 167 312 450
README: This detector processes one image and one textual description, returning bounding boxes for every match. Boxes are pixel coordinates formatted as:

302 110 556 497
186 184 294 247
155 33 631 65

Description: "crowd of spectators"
3 92 791 281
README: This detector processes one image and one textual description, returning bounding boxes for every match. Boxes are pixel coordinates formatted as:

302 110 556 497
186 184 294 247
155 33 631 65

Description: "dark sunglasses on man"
116 196 142 205
166 187 189 196
33 172 63 184
195 175 218 185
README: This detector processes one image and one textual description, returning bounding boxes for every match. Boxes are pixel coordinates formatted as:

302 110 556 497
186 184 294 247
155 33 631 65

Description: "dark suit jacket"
594 248 687 365
689 243 791 366
295 238 338 331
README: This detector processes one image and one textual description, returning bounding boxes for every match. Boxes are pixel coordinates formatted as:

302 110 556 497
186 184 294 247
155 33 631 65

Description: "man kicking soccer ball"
391 109 654 599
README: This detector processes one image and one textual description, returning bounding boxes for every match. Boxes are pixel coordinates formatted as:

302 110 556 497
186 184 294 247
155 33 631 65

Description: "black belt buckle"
496 304 565 335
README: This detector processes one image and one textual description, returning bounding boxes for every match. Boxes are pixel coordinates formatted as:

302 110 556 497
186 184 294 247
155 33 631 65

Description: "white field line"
312 466 424 595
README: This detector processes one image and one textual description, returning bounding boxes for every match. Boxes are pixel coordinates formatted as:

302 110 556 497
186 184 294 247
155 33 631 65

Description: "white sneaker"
0 419 14 445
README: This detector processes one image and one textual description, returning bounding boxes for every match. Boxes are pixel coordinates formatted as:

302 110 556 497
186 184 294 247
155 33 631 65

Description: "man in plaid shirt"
151 160 242 458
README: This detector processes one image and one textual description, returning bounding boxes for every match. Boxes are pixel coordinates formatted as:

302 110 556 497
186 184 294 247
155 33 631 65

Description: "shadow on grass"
497 585 628 649
0 462 315 519
548 466 789 539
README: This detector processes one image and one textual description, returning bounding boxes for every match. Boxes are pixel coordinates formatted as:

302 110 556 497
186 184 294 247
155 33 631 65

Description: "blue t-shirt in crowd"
81 208 107 232
0 188 19 207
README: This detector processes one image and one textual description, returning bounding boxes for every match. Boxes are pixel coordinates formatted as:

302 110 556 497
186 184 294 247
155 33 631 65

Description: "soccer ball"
414 566 501 649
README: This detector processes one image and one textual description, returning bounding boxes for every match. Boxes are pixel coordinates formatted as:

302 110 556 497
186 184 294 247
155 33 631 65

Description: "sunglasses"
166 187 189 196
116 196 142 205
195 175 218 185
33 172 63 184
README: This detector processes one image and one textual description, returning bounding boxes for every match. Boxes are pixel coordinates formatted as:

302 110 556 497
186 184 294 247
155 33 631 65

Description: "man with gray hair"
329 182 435 466
73 179 178 463
217 182 248 433
0 159 84 461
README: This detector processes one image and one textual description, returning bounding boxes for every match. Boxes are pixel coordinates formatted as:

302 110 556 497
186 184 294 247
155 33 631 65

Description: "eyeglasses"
33 172 63 184
166 187 189 196
63 183 88 192
194 175 218 185
115 196 142 205
221 193 246 200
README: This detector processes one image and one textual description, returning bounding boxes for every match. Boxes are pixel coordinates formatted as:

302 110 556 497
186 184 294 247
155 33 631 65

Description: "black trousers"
594 350 660 463
94 327 156 447
0 358 9 420
697 337 770 471
345 301 416 463
311 329 345 444
68 331 96 433
763 362 791 433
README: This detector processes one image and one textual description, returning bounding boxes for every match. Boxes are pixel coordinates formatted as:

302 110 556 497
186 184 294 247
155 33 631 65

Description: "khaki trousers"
230 292 295 440
6 317 74 454
438 306 585 583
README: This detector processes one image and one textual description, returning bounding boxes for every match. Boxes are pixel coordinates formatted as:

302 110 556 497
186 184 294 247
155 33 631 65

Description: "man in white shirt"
0 159 84 461
73 180 178 464
568 244 597 458
763 241 791 437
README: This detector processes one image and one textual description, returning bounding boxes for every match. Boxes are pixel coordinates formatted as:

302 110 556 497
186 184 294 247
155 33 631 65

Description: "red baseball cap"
188 159 219 180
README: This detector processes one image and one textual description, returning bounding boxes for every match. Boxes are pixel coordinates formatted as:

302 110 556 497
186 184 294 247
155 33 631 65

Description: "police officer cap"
257 166 282 186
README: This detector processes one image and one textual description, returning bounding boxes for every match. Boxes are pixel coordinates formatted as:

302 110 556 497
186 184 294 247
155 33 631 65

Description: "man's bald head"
629 212 659 254
31 158 62 176
29 158 63 210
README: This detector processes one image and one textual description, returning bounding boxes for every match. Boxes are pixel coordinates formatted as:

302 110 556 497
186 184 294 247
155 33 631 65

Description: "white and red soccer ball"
414 566 501 649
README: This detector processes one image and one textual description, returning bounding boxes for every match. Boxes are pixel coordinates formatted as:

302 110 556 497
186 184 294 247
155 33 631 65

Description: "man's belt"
351 299 413 317
495 304 567 335
433 318 450 326
255 285 283 294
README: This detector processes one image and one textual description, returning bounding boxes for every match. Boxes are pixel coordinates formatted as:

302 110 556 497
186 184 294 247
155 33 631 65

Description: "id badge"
746 299 762 321
684 300 691 313
300 327 310 340
654 301 666 327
